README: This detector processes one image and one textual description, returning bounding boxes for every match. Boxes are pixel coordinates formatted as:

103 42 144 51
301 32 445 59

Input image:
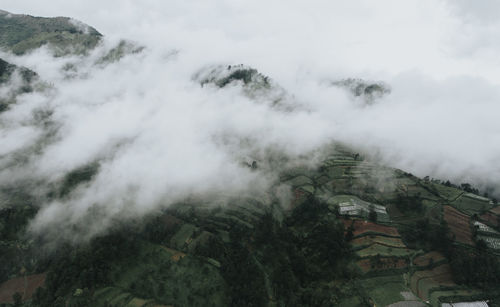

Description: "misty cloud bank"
1 0 500 242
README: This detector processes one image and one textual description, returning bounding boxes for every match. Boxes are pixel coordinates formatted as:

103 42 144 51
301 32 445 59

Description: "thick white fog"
1 0 500 241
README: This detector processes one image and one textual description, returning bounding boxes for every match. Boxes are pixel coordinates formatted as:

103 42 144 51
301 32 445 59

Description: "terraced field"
342 219 401 237
347 217 421 303
352 235 406 248
2 12 500 306
410 264 455 301
357 257 408 273
443 205 473 245
413 252 446 268
357 243 413 258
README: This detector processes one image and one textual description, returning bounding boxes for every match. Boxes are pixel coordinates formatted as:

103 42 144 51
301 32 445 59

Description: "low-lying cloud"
1 0 500 242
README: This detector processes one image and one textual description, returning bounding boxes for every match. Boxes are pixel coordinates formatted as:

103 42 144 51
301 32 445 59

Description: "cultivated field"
410 264 455 301
357 243 413 258
360 275 411 307
0 273 46 304
357 257 408 273
443 206 473 245
490 206 500 215
352 235 406 248
451 194 493 215
342 219 400 237
412 252 446 268
480 211 499 227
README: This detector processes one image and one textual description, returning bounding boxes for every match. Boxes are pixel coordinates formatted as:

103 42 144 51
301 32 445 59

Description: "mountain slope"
0 10 101 56
0 10 499 307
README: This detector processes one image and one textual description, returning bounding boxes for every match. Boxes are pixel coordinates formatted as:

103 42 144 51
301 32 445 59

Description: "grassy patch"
360 275 408 306
452 194 493 215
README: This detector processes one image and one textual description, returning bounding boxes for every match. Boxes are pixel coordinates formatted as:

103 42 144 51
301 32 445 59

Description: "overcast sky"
2 1 500 241
3 0 500 83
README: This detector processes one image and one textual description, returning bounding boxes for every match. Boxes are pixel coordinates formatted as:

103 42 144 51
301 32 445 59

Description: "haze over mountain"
1 1 500 239
2 0 500 190
0 2 500 307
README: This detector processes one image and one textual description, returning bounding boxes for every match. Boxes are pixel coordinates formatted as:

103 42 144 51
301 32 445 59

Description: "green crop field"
452 194 493 215
360 275 410 306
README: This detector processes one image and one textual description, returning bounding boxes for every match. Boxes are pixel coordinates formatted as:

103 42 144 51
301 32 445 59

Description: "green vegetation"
359 275 407 306
0 58 15 83
3 142 499 307
399 218 452 253
0 10 101 56
1 13 500 305
0 57 38 112
96 40 144 65
449 247 500 289
452 193 493 215
331 78 391 103
58 162 99 197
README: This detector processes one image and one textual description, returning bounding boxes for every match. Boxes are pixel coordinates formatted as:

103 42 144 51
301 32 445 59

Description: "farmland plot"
360 275 414 307
452 194 493 215
342 219 400 237
352 235 406 249
412 252 446 268
480 211 499 227
357 243 413 258
443 206 473 245
410 264 455 301
0 273 46 304
357 257 408 273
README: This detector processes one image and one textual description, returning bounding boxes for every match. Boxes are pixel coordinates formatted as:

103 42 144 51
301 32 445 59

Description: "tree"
345 222 354 241
368 205 377 222
13 292 22 306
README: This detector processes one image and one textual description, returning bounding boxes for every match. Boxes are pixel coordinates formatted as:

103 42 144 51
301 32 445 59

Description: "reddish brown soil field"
490 206 500 215
0 273 46 303
342 219 400 237
443 206 473 245
480 211 499 227
352 235 405 248
413 252 446 267
357 257 408 273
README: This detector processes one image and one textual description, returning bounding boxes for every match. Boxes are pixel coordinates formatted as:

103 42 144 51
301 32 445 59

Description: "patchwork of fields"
1 146 500 306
